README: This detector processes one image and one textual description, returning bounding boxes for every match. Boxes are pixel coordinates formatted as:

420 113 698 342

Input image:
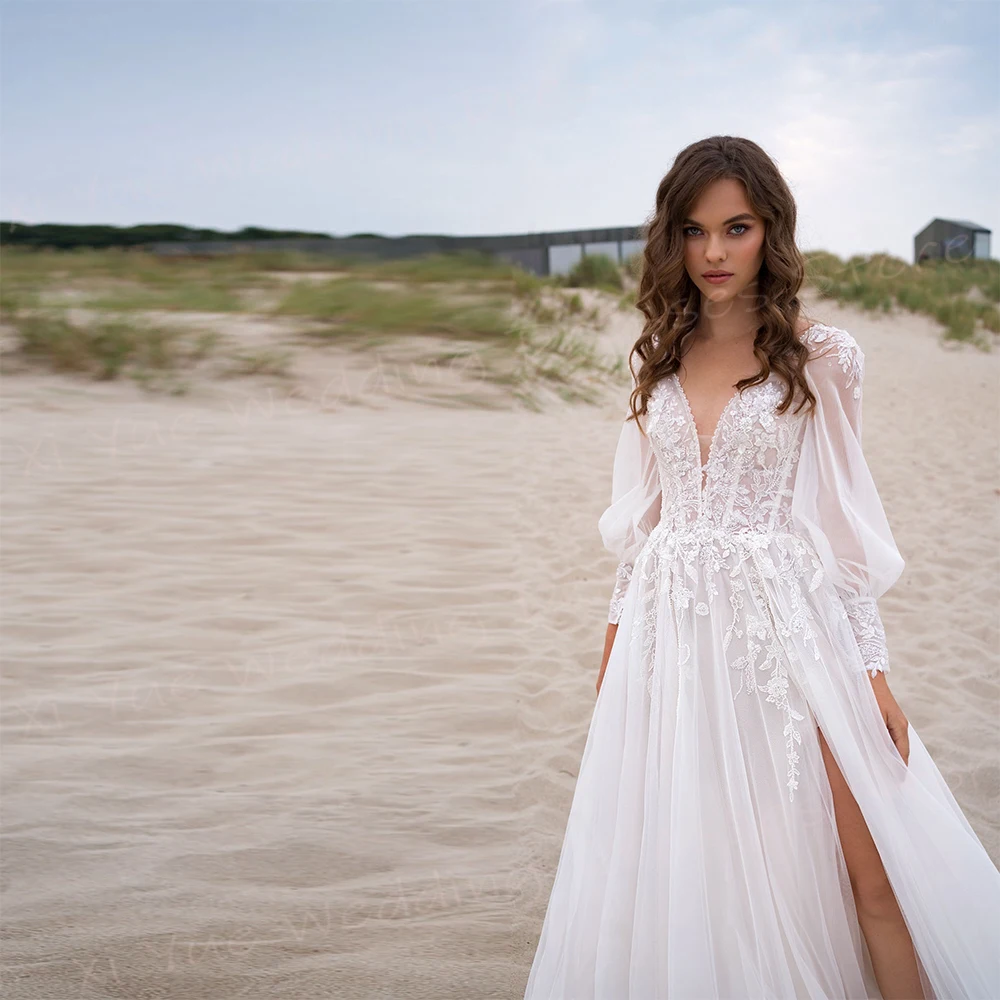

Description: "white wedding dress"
523 323 1000 1000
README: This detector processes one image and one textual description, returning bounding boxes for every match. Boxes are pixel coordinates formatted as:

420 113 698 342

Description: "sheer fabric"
790 327 903 677
597 404 661 626
598 330 899 678
525 323 1000 1000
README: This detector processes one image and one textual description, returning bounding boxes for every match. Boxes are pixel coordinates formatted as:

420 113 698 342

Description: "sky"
1 0 998 262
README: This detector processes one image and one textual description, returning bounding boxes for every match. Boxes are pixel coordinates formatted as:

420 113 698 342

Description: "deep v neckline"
671 374 741 492
670 322 821 494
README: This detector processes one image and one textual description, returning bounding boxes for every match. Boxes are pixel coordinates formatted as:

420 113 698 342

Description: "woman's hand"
597 623 617 697
869 672 910 765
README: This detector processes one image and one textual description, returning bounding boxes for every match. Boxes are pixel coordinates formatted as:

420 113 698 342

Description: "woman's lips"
703 273 733 284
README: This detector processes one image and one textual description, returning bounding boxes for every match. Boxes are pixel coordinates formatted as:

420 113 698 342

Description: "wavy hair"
627 136 819 428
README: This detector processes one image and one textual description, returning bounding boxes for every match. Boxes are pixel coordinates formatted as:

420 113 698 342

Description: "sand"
1 296 997 998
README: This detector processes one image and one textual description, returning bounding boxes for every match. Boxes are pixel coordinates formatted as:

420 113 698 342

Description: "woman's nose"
706 236 726 260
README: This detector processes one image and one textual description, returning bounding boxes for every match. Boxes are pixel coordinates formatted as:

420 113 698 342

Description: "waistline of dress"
647 523 807 550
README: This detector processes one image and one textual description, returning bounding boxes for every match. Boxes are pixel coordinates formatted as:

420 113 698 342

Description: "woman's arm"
868 670 911 762
790 328 905 679
596 405 662 689
596 622 617 695
790 327 911 760
598 412 662 625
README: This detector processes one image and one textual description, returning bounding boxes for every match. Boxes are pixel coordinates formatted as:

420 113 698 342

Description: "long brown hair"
628 136 818 428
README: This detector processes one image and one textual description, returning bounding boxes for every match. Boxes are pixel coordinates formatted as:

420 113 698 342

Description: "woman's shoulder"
798 320 865 396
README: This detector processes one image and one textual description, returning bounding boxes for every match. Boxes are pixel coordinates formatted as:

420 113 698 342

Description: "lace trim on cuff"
608 561 633 624
840 594 891 677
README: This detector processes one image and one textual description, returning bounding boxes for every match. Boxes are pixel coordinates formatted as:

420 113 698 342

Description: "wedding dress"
522 323 1000 1000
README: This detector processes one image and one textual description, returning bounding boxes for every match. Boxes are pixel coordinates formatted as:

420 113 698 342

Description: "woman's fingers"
886 709 910 765
896 722 910 765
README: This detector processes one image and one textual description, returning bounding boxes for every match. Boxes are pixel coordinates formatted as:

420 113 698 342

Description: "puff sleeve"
597 406 662 625
790 329 905 677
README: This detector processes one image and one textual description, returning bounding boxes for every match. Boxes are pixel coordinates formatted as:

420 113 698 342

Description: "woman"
522 136 1000 1000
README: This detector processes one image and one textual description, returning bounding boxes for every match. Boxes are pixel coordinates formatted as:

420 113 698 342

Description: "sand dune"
1 297 996 998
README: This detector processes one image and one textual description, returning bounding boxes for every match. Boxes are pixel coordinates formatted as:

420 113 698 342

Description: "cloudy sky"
2 0 997 261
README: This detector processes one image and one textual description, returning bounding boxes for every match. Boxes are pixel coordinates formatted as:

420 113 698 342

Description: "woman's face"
682 178 766 311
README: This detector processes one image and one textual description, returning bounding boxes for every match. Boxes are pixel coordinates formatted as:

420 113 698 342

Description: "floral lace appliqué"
609 323 891 805
839 594 891 678
803 323 864 400
609 561 633 624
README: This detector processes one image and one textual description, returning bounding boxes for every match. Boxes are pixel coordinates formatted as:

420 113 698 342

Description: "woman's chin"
701 283 739 303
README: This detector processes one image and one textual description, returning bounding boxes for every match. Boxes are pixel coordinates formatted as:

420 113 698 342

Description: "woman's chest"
645 374 809 500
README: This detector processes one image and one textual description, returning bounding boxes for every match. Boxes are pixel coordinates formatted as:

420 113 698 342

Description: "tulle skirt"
523 527 1000 1000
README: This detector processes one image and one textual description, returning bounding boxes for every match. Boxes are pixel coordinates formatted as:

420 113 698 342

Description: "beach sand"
2 297 997 998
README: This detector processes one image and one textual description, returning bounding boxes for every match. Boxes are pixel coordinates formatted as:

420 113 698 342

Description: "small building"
914 218 991 263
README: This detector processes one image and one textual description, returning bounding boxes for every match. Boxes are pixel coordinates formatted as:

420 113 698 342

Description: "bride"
522 136 1000 1000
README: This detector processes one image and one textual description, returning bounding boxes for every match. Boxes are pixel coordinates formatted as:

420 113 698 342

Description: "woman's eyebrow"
682 213 756 226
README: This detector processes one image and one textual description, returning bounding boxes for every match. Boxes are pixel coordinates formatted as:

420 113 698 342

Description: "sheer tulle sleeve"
597 406 662 625
790 329 905 677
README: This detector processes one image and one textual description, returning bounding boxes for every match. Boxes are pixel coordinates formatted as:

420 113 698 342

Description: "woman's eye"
683 224 750 237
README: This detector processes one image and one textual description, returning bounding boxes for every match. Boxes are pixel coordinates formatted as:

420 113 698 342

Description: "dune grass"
563 253 625 292
272 276 516 339
12 307 217 384
1 244 994 396
806 251 999 344
0 246 618 399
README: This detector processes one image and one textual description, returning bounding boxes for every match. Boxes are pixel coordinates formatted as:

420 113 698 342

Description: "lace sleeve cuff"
609 561 633 624
839 594 891 677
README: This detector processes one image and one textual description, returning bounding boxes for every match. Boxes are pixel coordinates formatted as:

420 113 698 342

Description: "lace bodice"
647 370 806 538
600 323 903 678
